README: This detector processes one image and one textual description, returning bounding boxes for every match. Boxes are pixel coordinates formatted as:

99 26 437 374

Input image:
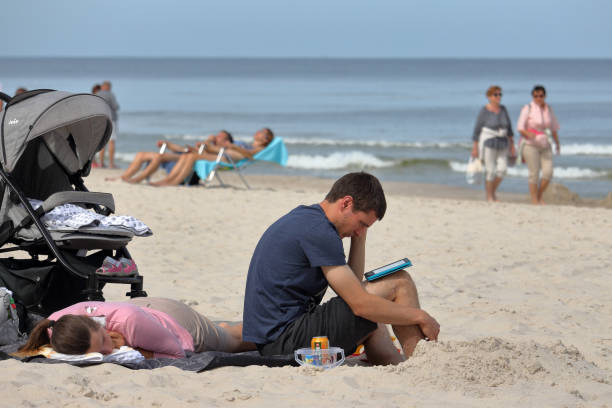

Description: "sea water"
1 57 611 197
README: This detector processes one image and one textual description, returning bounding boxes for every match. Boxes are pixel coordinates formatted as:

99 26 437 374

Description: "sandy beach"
2 168 611 407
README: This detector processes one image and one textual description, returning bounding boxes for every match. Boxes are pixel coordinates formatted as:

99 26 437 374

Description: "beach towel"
0 342 296 372
35 345 146 364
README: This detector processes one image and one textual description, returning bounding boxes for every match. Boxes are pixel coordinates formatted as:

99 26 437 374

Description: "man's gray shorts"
257 296 377 356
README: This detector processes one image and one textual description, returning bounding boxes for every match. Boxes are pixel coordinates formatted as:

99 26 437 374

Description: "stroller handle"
0 92 11 103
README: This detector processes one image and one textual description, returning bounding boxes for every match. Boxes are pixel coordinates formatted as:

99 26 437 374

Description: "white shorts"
483 146 508 181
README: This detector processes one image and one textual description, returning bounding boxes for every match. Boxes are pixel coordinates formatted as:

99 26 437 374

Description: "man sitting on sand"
117 130 233 183
242 172 440 365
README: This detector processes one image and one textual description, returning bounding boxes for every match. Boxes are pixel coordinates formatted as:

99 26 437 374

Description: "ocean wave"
450 161 609 179
282 137 470 149
170 133 214 142
157 135 612 156
115 152 137 162
287 152 395 170
165 133 470 149
399 158 451 168
561 143 612 156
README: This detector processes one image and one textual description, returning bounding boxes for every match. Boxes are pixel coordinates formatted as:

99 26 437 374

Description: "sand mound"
602 191 612 208
542 183 582 205
379 337 610 396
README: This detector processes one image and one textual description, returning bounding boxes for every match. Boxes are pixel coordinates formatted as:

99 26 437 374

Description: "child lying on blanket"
17 297 254 359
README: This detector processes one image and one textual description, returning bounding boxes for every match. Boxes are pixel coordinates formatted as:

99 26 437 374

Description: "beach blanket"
0 343 296 372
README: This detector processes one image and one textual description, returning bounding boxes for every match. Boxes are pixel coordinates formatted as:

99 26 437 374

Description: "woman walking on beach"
516 85 561 204
18 297 254 359
471 85 516 202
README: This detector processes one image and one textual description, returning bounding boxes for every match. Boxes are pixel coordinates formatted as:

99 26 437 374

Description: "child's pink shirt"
49 301 194 359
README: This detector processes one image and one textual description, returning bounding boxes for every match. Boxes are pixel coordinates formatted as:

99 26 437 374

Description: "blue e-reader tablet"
364 258 412 281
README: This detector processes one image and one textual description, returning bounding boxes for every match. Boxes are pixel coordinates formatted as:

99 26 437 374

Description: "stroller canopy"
1 90 112 174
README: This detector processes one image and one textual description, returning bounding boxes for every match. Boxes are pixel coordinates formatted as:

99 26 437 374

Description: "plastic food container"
294 347 345 369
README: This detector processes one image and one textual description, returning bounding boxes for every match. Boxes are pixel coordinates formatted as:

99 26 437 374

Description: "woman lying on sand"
17 297 254 359
150 128 274 186
116 131 234 184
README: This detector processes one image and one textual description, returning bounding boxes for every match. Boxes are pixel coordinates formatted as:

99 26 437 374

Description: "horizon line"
1 55 611 61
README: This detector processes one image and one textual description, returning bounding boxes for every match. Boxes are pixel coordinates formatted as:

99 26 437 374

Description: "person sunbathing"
150 128 274 187
117 131 233 184
17 297 254 359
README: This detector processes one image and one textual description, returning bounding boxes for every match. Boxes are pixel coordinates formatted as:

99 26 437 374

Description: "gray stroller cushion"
49 231 133 250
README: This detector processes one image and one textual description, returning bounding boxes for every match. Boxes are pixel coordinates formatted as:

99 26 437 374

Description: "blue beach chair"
193 137 289 189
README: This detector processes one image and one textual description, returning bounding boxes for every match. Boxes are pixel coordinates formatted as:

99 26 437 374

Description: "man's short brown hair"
325 172 386 220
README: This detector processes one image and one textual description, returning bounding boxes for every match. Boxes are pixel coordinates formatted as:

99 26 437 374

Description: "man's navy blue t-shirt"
242 204 346 345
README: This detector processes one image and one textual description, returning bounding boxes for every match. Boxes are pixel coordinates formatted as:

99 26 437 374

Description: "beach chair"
193 137 288 189
0 90 147 319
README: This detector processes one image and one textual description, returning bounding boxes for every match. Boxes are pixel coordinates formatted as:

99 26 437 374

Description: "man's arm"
168 142 190 153
322 264 439 340
158 140 189 153
227 144 264 159
347 232 366 281
205 143 249 161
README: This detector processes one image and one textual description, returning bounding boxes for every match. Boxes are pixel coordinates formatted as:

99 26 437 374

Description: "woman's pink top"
48 301 194 359
517 101 560 132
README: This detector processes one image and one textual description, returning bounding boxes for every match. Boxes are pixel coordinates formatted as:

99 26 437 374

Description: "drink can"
311 336 329 350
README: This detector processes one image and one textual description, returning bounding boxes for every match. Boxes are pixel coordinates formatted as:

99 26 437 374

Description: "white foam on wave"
115 152 137 163
179 134 207 141
560 143 612 156
166 134 469 149
450 161 608 179
287 151 395 170
160 135 612 156
283 137 469 149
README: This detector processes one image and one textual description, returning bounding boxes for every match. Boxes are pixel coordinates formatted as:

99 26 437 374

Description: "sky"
0 0 610 58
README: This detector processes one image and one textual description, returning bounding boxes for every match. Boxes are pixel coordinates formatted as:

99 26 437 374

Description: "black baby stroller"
0 89 146 322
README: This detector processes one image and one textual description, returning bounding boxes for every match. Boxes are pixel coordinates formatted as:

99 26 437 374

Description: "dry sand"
2 169 611 407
